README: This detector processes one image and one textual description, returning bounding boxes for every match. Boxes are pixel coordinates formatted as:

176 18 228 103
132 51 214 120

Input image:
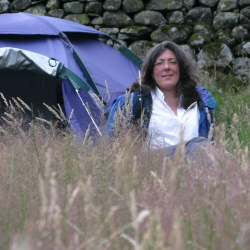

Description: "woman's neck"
163 91 180 115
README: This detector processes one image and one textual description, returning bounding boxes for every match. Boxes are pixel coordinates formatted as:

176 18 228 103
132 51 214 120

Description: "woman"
106 41 218 158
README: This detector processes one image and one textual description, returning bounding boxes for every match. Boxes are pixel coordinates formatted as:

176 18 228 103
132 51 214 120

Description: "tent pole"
75 89 102 137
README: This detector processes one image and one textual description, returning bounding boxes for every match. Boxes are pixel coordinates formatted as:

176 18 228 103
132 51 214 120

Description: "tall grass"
0 81 250 250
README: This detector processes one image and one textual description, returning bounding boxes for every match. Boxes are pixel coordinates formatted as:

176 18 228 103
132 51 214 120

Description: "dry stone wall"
2 0 250 85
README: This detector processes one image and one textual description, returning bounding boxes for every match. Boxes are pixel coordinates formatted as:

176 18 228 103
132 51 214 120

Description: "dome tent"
0 13 142 137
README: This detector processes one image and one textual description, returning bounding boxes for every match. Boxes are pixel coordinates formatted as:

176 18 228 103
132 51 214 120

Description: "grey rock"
103 11 134 28
24 4 46 15
239 13 250 29
48 9 64 18
187 32 211 49
85 2 103 14
46 0 59 10
183 0 196 10
167 11 184 24
197 42 234 70
180 44 196 60
120 26 153 39
113 39 128 50
213 12 239 30
145 0 183 11
64 14 90 25
241 6 250 18
13 0 31 10
232 57 250 84
91 16 103 25
0 0 10 13
63 2 84 14
185 7 212 26
150 24 192 43
217 0 238 12
99 27 119 36
239 0 250 8
122 0 144 13
198 0 219 7
231 25 250 43
242 41 250 56
117 33 131 41
128 40 157 60
134 10 166 28
193 23 214 39
215 29 236 47
103 0 121 11
232 41 250 56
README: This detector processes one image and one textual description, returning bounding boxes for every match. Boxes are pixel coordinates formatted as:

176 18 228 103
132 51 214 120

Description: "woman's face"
152 49 180 93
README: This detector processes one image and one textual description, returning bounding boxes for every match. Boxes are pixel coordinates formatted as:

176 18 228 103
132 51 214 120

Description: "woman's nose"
163 61 170 69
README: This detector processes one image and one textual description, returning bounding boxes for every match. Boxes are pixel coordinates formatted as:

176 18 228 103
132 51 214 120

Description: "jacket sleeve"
105 93 137 136
197 86 218 140
199 107 216 141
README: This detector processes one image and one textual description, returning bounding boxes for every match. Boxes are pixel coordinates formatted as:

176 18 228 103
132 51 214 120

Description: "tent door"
0 69 63 124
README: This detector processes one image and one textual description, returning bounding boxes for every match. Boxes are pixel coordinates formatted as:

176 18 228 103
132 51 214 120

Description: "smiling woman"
106 41 218 162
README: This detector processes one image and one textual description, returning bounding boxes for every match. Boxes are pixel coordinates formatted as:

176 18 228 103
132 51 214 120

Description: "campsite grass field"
1 75 250 249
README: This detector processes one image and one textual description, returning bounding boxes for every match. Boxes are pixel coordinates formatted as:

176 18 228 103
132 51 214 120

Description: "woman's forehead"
156 49 176 60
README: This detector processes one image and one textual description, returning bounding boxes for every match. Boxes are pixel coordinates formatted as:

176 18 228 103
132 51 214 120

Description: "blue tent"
0 13 142 136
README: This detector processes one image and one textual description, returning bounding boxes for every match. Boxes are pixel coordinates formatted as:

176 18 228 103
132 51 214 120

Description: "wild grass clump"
0 84 250 250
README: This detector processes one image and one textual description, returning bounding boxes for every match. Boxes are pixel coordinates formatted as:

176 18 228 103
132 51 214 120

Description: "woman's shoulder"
113 91 138 104
196 85 218 109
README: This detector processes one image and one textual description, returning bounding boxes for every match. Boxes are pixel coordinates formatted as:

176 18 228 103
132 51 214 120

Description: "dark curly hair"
131 41 200 109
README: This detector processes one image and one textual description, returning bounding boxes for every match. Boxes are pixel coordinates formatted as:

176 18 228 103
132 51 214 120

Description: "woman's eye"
154 61 164 66
169 60 178 65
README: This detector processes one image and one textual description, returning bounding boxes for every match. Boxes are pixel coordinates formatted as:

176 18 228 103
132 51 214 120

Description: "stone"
198 0 219 7
63 2 84 14
103 11 134 28
242 41 250 55
241 6 250 18
197 42 234 70
48 9 64 18
120 26 152 39
145 0 183 11
113 39 128 50
24 4 46 14
185 7 212 26
103 0 121 11
187 32 211 49
183 0 196 10
85 2 103 14
217 0 238 12
215 29 236 47
239 0 250 8
150 24 192 43
12 0 31 10
64 14 90 25
46 0 59 10
122 0 144 13
99 27 119 36
231 25 250 43
180 44 196 60
0 0 10 13
167 11 184 24
239 13 250 29
91 16 103 25
232 41 250 56
193 23 214 39
213 12 239 30
128 40 157 59
134 10 166 28
232 57 250 85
